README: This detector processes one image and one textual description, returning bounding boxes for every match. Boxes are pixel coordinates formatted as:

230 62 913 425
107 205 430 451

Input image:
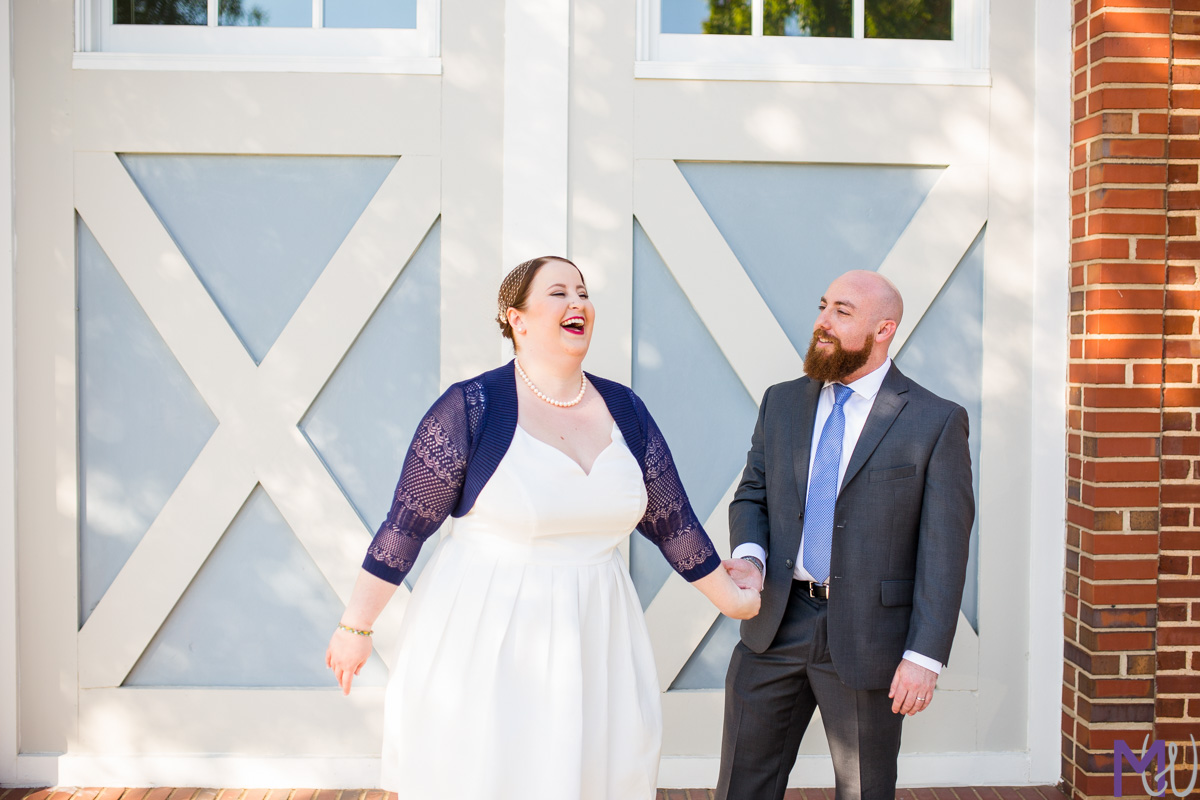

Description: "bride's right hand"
326 627 374 695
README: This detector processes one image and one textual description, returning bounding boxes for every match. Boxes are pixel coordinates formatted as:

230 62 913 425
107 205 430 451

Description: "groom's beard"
803 331 873 383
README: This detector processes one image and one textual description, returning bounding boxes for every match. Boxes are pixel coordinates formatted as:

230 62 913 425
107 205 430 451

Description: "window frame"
636 0 988 85
76 0 441 73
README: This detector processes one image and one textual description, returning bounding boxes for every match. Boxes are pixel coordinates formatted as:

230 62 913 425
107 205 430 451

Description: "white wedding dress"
380 422 661 800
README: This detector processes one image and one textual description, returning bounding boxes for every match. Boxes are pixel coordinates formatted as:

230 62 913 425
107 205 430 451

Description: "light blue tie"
802 384 854 585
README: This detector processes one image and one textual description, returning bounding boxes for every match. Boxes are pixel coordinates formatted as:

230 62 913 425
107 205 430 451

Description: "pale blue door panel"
630 221 758 610
78 218 219 626
120 154 397 364
301 221 442 589
895 228 984 631
677 161 940 354
125 486 389 687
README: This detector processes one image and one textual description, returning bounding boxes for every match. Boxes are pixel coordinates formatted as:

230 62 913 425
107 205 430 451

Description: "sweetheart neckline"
515 422 619 477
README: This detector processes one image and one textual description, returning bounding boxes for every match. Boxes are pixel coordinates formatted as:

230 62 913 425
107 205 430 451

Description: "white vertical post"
501 0 570 271
852 0 864 39
208 0 217 26
0 0 18 784
751 0 763 37
1029 0 1070 783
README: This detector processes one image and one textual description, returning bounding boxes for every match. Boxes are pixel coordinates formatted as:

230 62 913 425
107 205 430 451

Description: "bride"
325 256 760 799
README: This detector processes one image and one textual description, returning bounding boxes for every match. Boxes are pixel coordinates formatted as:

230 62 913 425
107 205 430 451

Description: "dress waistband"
447 527 621 567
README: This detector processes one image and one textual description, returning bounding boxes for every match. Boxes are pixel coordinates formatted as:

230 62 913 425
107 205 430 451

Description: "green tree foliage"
702 0 949 39
115 0 206 25
763 0 850 37
865 0 951 40
114 0 268 26
219 0 270 26
702 0 751 35
703 0 851 37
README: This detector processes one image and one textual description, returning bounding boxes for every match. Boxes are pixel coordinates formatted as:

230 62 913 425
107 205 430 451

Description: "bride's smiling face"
507 259 594 361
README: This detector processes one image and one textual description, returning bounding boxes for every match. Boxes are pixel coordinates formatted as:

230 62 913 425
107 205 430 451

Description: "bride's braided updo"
496 256 583 344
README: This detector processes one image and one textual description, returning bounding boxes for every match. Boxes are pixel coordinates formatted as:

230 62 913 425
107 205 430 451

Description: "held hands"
888 658 937 715
325 627 373 695
692 563 761 620
721 580 762 619
723 557 764 593
713 557 762 620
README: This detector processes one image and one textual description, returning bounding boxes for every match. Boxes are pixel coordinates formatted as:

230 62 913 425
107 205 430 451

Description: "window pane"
218 0 310 27
114 0 206 25
325 0 416 28
865 0 952 40
662 0 751 35
764 0 851 37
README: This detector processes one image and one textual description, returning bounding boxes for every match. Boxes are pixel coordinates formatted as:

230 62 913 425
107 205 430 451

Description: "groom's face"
804 276 880 383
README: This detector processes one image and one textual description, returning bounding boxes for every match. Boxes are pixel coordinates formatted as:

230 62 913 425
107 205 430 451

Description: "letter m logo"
1114 737 1166 797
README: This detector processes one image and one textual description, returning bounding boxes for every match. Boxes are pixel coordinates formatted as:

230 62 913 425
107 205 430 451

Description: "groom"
717 270 975 800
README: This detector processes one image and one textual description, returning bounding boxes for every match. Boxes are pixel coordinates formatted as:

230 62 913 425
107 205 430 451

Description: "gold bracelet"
337 623 373 637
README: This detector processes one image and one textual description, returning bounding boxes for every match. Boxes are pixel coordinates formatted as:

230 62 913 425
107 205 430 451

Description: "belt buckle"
809 581 828 599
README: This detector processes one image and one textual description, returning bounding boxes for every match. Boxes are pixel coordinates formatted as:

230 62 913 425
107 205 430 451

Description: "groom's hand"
722 558 764 593
889 659 937 716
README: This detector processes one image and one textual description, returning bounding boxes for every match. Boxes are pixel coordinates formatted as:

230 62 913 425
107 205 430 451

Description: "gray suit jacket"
730 363 974 690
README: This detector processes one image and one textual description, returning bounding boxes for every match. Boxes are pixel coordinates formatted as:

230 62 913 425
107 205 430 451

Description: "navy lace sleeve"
362 380 483 585
632 394 722 583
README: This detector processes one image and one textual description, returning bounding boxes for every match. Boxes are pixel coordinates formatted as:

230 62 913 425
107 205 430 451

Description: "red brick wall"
1157 0 1200 791
1065 2 1200 798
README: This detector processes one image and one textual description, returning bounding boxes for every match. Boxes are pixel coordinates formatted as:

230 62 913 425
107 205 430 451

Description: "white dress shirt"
732 358 942 675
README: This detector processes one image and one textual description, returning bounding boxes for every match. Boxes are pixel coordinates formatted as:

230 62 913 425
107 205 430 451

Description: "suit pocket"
881 579 915 607
869 464 917 483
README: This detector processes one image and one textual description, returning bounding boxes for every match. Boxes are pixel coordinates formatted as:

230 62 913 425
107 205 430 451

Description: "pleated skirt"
380 530 662 800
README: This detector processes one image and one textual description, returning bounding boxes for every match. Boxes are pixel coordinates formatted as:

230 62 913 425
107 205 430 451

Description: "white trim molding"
634 61 990 86
0 0 17 785
12 755 60 787
659 752 1039 789
1028 0 1071 784
637 0 989 83
21 751 1044 790
500 0 570 269
76 0 440 68
72 52 442 74
55 755 379 789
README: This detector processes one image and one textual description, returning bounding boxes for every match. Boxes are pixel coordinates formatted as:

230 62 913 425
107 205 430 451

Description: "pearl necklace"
515 359 587 408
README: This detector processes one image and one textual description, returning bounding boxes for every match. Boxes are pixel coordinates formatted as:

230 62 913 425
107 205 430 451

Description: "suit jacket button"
784 558 794 569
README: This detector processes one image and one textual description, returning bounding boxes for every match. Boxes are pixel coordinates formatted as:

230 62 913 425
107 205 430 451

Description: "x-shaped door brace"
75 152 441 689
633 158 987 692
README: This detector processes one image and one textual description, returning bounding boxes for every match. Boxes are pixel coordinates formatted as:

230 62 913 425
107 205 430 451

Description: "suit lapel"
792 377 823 510
841 363 909 490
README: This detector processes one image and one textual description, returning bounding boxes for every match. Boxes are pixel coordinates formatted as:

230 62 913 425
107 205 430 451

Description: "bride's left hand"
691 566 761 620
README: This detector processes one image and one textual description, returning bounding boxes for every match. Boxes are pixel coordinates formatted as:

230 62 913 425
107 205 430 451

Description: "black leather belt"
795 580 830 600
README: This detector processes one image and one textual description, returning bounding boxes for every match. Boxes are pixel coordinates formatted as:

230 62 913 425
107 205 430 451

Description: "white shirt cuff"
902 650 943 675
731 543 767 570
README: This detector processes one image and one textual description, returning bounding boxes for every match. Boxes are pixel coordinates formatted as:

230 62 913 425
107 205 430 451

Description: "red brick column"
1064 2 1200 799
1157 1 1200 791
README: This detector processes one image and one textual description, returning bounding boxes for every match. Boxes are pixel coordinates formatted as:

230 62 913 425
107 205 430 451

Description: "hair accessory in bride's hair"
497 260 536 324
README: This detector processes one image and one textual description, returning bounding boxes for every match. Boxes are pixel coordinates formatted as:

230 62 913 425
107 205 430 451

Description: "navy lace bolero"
362 361 721 585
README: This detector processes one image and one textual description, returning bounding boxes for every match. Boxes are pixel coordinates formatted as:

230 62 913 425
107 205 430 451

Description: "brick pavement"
0 785 1074 800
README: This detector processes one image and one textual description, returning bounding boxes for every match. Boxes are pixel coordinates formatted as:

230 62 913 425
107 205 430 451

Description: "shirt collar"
824 357 892 401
